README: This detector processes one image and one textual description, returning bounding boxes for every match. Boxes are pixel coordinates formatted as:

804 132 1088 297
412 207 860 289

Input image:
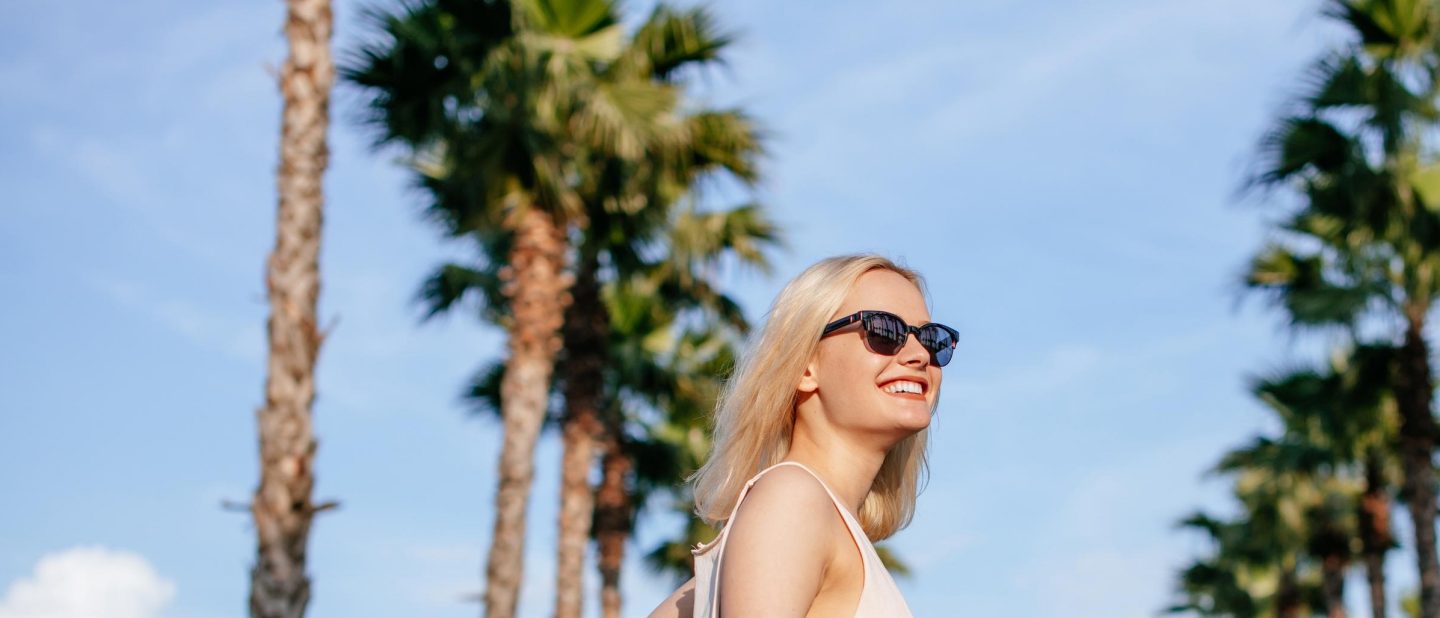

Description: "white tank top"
689 461 915 617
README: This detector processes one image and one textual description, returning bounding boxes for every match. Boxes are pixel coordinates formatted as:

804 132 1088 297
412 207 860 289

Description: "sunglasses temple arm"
821 313 863 336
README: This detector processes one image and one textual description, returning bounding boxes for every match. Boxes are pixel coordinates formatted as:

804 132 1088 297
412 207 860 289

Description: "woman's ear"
797 355 820 393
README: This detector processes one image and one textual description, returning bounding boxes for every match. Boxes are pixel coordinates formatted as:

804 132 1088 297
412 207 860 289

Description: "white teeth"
883 381 923 394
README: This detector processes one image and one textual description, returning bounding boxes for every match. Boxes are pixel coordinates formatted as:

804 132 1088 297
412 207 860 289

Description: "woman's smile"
879 378 927 399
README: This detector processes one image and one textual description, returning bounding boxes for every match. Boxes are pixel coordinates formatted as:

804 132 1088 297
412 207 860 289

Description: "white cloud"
0 547 175 618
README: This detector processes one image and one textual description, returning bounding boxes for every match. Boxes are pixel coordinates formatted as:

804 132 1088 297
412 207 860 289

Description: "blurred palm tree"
1245 1 1440 612
1171 459 1348 617
367 5 771 615
1215 442 1360 618
1247 348 1402 618
546 9 768 616
1181 472 1329 618
591 204 780 617
345 0 691 615
445 202 779 616
1171 499 1317 618
250 0 334 616
604 266 749 612
1171 350 1403 618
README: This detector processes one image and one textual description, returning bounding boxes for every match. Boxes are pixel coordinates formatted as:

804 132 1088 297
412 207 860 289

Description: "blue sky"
0 0 1425 616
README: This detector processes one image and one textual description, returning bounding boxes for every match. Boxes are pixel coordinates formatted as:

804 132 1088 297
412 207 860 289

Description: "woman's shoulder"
726 464 844 551
716 464 861 615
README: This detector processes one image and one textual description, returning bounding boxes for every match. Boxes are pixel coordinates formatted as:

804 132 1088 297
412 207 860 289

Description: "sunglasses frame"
820 310 959 367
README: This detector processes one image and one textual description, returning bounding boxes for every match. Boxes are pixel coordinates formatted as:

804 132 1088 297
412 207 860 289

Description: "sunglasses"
820 310 959 367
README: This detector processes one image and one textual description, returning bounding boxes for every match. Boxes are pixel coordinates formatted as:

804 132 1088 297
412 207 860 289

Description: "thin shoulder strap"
725 461 863 528
765 462 849 512
764 462 871 543
769 463 885 600
694 461 871 617
693 461 804 555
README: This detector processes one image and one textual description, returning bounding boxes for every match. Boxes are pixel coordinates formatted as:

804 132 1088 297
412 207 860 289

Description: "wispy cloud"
13 1 281 272
91 276 264 362
0 547 175 618
746 0 1327 207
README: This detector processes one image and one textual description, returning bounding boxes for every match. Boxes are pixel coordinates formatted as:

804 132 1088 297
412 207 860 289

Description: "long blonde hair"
690 254 933 540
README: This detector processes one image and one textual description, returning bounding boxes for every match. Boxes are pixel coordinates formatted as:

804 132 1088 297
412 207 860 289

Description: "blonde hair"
690 254 933 540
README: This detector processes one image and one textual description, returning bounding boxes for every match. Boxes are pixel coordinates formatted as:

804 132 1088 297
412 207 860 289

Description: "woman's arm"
646 578 695 618
716 465 842 617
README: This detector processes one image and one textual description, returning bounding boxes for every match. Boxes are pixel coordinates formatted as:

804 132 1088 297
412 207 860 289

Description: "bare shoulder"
731 464 839 533
719 465 846 616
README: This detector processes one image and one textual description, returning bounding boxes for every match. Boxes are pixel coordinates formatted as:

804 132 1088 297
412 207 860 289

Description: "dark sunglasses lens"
863 313 908 355
919 325 955 367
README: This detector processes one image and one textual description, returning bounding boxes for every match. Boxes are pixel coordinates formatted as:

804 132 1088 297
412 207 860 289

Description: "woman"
648 254 954 617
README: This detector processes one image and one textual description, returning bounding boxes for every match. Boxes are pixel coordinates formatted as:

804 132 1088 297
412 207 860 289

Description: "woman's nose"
896 332 929 367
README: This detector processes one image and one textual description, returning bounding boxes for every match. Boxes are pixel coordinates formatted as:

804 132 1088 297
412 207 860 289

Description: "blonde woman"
648 255 953 617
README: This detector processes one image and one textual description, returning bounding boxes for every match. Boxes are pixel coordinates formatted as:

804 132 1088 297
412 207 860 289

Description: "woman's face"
801 269 941 440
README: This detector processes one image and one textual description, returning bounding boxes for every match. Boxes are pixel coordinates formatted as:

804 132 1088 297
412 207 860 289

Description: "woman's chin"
886 404 933 434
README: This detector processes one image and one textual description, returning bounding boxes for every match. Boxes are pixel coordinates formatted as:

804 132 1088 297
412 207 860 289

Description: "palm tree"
1171 511 1286 618
1171 473 1325 618
410 17 771 616
584 202 783 618
1245 349 1401 618
439 201 779 617
1172 356 1393 618
1175 507 1319 616
599 205 775 593
346 1 686 615
1245 1 1440 612
250 0 334 616
549 9 766 616
1173 346 1413 618
1218 437 1361 618
1356 448 1398 618
608 279 749 612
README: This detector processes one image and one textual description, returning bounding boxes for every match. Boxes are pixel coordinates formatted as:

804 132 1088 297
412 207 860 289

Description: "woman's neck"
783 424 889 517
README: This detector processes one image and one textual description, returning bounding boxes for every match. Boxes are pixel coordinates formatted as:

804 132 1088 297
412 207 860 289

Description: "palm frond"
1252 116 1355 188
516 0 619 41
623 5 733 80
416 261 506 323
873 544 912 578
1244 244 1375 329
343 0 512 147
461 359 505 419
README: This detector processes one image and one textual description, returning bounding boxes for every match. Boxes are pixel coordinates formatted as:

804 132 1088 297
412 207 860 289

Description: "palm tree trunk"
1277 567 1303 618
1322 553 1348 618
1395 316 1440 618
595 429 633 618
1360 452 1393 618
1365 552 1387 618
555 250 606 618
484 207 570 618
250 1 332 616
